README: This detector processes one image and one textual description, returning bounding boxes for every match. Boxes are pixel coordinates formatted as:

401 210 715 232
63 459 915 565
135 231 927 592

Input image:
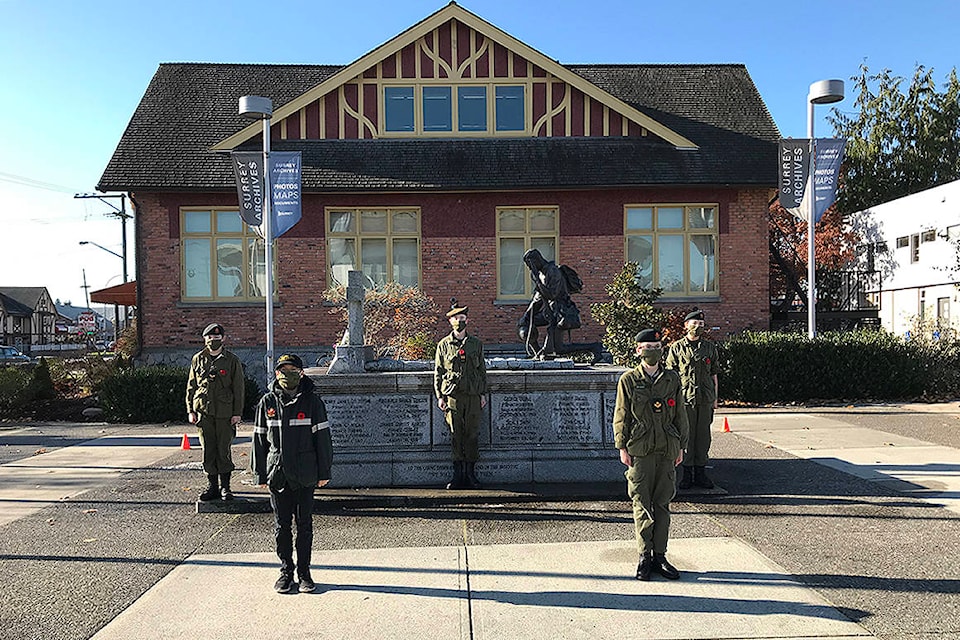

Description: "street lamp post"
806 79 845 339
79 240 126 339
239 95 275 386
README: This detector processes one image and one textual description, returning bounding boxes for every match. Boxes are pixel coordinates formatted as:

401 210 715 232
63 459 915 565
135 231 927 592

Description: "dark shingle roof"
0 287 46 312
98 62 779 192
0 292 34 316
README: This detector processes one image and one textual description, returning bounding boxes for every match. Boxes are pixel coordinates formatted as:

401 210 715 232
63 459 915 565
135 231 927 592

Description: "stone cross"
346 270 365 346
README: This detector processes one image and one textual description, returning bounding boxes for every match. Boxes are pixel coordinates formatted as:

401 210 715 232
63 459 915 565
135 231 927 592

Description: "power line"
0 171 82 193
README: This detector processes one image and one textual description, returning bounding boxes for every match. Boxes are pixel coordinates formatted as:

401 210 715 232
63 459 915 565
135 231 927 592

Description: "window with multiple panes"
497 206 558 298
180 209 268 301
326 208 421 288
383 84 526 135
625 205 718 296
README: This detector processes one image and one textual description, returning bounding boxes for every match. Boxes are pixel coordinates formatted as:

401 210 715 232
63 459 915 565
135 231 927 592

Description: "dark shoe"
635 551 653 581
274 573 295 594
678 466 693 490
446 461 465 490
220 473 234 501
198 474 219 502
652 553 680 580
693 466 714 489
464 462 482 489
298 572 316 593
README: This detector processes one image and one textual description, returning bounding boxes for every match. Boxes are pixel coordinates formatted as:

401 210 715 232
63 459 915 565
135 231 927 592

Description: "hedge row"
718 330 960 403
97 366 261 423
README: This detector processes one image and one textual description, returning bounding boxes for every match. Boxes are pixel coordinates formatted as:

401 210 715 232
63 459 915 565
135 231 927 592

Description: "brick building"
98 3 778 372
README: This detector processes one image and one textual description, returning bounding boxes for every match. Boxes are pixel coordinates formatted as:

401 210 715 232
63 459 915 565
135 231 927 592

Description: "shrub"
97 366 260 423
27 357 55 401
0 367 31 416
590 263 693 366
719 329 960 403
324 282 441 359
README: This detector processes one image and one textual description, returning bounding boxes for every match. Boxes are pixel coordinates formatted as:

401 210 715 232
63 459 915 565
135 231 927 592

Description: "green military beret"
684 310 705 322
202 323 224 336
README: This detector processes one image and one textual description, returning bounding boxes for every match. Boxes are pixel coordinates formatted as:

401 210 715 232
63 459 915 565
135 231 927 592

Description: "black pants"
269 486 314 577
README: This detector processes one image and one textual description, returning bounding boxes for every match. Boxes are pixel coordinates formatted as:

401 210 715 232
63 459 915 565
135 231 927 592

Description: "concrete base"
326 345 374 374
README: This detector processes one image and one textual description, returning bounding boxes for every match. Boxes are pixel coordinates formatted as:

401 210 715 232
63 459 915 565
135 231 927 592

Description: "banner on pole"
231 152 265 227
778 138 846 222
778 138 810 213
269 151 302 238
812 138 846 223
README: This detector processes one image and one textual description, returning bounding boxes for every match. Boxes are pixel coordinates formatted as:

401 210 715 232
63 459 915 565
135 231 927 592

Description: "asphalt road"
1 409 958 640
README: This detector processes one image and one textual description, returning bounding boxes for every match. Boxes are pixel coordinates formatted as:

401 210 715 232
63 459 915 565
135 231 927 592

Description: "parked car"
0 345 31 365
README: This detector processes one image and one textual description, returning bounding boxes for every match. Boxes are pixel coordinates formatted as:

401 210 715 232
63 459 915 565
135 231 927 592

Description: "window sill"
657 295 720 304
493 299 531 306
176 300 281 308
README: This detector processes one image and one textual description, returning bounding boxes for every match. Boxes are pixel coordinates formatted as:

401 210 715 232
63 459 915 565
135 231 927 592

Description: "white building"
852 180 960 337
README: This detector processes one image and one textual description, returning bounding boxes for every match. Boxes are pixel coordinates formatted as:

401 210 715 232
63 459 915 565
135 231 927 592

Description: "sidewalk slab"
468 538 870 640
92 546 468 640
91 538 870 640
725 413 960 515
0 434 185 527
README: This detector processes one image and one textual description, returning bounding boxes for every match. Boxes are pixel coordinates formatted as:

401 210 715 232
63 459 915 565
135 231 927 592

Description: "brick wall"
133 186 771 353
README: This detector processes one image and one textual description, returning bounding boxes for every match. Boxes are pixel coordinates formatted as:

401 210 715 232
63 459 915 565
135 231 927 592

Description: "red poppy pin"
458 348 465 359
266 407 276 418
297 412 306 420
667 398 676 407
219 369 226 375
705 358 711 365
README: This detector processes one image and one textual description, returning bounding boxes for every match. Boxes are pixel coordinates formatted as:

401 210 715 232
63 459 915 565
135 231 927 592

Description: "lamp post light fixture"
806 79 844 339
239 95 275 384
79 240 123 261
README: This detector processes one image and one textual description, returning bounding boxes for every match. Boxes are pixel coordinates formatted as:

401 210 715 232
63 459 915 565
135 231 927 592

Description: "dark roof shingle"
98 62 779 192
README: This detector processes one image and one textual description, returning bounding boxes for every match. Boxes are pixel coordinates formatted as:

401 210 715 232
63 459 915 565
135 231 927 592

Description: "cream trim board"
212 4 696 150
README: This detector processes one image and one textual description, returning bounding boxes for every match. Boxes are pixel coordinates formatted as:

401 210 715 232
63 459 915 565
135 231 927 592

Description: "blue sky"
1 0 957 308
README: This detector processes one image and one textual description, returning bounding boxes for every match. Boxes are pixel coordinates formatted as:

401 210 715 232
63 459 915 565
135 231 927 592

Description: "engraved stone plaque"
431 397 493 448
602 391 617 446
490 392 603 446
325 394 431 450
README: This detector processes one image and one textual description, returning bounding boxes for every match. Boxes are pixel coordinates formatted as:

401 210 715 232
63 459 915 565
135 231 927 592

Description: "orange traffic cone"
722 417 731 433
181 433 191 450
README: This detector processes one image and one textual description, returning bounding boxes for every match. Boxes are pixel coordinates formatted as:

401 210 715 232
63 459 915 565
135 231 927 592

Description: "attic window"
921 230 937 243
895 236 909 249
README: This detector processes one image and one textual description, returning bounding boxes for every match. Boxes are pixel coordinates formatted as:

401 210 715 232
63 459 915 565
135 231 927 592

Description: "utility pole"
81 269 90 309
74 192 131 327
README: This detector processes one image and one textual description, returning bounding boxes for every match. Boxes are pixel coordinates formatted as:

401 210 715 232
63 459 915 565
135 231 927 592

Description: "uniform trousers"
196 415 235 475
270 485 315 577
444 394 482 462
625 453 677 554
683 403 714 467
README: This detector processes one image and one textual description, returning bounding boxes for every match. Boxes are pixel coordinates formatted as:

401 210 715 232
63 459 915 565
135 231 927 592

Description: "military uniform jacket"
252 376 333 490
185 349 245 418
613 366 689 460
434 333 487 398
666 337 719 406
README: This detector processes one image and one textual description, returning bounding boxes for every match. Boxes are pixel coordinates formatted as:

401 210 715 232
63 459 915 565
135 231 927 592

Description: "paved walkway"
5 405 960 639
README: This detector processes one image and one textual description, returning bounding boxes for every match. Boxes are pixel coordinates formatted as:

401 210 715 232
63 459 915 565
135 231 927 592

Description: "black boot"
446 462 465 490
464 462 481 489
220 473 234 501
652 553 680 580
199 474 219 501
636 550 653 581
678 466 693 490
693 466 714 489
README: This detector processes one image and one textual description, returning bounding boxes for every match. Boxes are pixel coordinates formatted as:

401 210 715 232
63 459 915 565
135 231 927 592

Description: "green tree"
828 64 960 214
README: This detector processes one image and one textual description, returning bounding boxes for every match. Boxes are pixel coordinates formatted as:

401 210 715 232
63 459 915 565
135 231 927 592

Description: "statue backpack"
559 264 583 294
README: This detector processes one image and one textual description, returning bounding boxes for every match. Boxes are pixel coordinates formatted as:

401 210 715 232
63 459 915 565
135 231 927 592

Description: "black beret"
684 310 705 322
275 354 304 370
634 328 662 343
202 323 224 336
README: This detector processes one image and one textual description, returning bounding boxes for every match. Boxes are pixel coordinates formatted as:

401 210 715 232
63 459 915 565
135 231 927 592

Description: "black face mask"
207 339 223 351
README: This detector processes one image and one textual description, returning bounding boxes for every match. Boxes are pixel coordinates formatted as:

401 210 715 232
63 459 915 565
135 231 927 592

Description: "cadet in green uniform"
434 300 487 490
185 323 245 501
666 309 720 489
614 328 688 581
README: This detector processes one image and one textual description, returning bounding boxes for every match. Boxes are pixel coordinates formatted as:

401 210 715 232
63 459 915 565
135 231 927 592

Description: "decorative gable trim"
212 3 697 150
